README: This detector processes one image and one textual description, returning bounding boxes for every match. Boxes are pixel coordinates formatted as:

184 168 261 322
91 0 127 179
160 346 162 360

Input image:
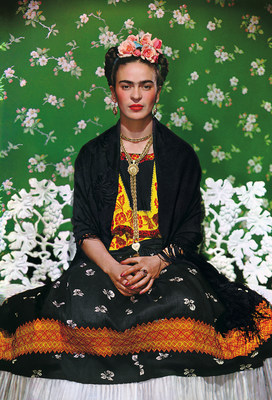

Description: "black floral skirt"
1 239 272 384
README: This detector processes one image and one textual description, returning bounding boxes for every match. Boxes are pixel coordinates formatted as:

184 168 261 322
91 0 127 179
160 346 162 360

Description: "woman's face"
110 61 161 123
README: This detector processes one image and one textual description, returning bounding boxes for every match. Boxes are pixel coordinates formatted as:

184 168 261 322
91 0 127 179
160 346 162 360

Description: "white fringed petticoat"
1 358 272 400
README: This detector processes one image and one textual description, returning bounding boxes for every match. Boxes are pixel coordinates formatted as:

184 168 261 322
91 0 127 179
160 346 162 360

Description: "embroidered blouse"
109 152 161 251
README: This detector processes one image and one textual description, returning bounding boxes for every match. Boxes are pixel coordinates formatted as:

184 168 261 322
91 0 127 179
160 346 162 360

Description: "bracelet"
157 254 170 275
157 253 170 266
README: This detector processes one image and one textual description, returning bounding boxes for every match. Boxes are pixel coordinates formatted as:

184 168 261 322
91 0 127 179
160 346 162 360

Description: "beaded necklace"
120 135 153 253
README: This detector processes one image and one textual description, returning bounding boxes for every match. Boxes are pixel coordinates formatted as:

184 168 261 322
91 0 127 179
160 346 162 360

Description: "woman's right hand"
106 262 139 297
81 238 139 296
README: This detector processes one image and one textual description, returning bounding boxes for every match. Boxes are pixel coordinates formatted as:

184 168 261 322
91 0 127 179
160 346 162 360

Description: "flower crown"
117 32 162 64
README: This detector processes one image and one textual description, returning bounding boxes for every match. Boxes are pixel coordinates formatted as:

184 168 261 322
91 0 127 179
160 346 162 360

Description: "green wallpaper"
0 0 271 288
1 0 272 196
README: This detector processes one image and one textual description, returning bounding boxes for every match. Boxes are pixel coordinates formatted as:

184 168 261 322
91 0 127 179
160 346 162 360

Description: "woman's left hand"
120 255 164 295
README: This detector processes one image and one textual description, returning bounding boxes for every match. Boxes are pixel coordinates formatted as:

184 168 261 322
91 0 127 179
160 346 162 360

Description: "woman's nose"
131 86 142 101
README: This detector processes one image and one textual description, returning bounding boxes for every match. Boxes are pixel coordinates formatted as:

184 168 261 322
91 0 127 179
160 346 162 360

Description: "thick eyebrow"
118 80 155 85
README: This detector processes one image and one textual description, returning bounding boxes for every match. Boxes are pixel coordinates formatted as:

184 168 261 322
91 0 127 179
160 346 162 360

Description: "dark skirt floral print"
1 239 272 386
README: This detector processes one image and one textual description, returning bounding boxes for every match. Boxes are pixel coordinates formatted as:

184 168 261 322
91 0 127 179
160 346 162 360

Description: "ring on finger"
141 269 148 277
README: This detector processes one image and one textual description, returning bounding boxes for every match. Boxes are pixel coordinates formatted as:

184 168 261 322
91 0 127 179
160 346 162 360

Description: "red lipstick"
129 104 143 111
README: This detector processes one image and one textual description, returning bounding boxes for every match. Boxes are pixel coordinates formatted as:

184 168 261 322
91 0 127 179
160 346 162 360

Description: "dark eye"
143 85 152 90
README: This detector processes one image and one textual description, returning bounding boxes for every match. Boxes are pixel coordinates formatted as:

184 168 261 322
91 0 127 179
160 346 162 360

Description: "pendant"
128 161 139 176
132 242 140 252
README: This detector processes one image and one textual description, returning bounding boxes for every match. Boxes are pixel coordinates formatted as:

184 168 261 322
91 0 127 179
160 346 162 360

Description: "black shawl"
72 117 202 252
72 117 269 338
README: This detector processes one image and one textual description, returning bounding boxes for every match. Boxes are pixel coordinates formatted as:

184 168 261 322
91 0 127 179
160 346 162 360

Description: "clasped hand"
117 255 163 296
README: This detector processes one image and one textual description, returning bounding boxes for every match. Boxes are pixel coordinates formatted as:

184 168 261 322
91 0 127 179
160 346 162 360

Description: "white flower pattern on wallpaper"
201 84 232 108
147 3 195 29
0 142 23 159
240 15 263 41
17 0 58 38
203 118 219 132
43 93 65 108
168 107 193 130
250 58 266 76
29 42 82 78
237 113 261 139
207 17 222 31
1 0 270 191
15 107 57 145
1 64 27 102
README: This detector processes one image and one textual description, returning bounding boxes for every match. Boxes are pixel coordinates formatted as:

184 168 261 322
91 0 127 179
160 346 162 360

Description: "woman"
1 32 272 400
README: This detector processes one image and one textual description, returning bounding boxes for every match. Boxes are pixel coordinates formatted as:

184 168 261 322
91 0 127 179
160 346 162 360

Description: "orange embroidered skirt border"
1 302 272 361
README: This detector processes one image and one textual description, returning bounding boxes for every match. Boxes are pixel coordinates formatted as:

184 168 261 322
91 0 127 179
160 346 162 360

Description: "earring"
153 103 158 116
113 103 118 116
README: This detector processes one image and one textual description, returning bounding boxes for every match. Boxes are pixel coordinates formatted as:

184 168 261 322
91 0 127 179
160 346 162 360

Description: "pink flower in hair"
118 39 136 57
140 33 153 46
133 49 141 57
141 44 157 63
152 38 162 52
117 32 165 63
127 34 139 42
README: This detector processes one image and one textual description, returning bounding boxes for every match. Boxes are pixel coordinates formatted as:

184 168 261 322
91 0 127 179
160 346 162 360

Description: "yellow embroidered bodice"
109 154 161 250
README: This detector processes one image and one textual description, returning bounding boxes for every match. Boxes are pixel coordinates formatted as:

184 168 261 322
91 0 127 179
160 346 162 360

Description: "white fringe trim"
1 358 272 400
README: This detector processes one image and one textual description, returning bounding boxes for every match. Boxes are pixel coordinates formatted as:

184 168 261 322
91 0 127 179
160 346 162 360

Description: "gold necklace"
120 133 152 143
120 135 153 253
